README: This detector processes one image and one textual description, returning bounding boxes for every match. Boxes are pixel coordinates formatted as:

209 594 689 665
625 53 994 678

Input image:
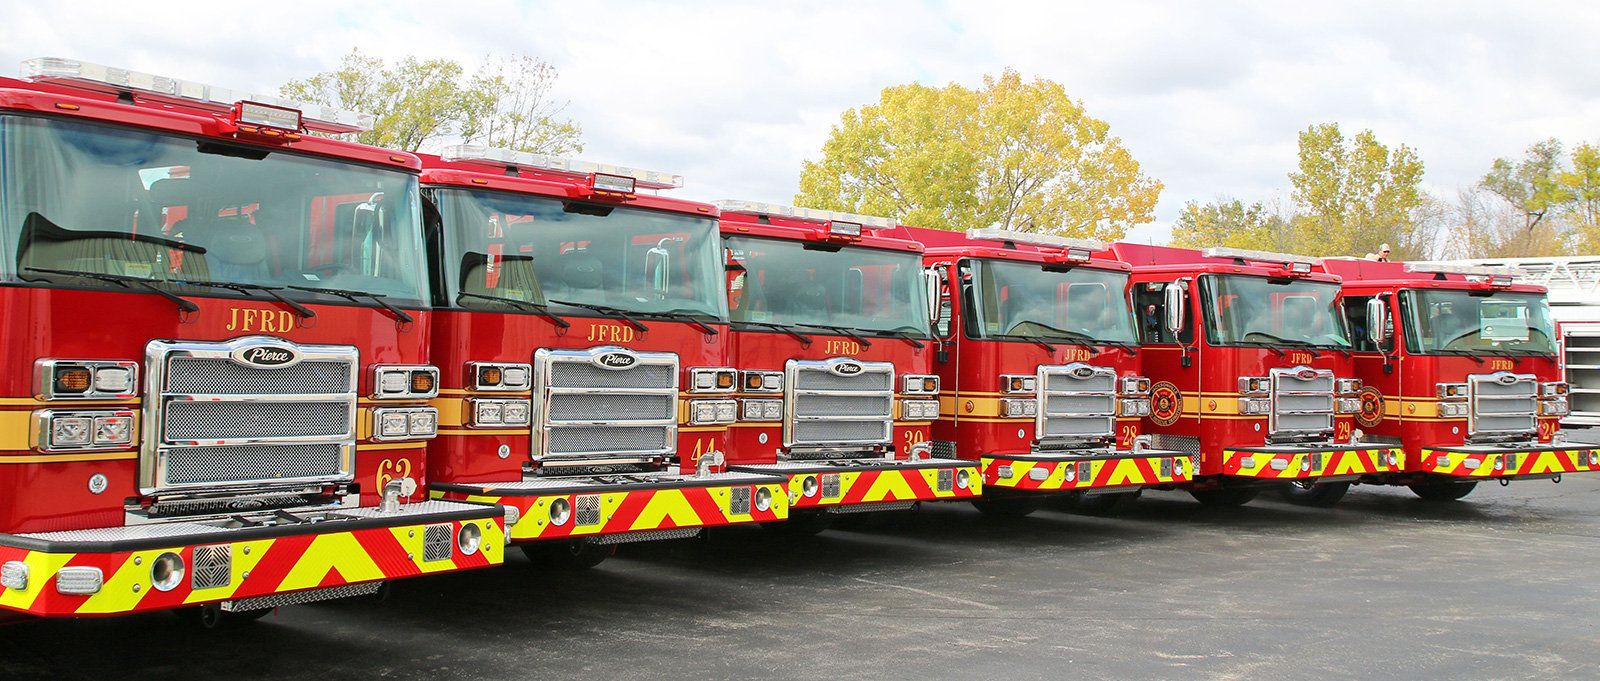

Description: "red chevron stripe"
840 471 883 505
606 489 654 530
681 486 728 527
242 533 316 594
354 524 424 577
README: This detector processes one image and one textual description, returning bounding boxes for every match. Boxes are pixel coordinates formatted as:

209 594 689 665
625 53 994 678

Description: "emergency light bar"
442 145 685 190
713 200 895 230
965 228 1107 253
1202 246 1323 268
20 57 375 134
1404 262 1526 279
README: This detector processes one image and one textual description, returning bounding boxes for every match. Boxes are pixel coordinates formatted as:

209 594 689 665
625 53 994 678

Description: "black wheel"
1074 490 1142 516
761 510 833 536
972 496 1040 518
1409 481 1478 501
1278 480 1351 507
1189 488 1261 507
520 540 615 570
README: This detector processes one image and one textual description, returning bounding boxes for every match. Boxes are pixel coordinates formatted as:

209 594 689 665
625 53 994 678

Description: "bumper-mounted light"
372 365 440 399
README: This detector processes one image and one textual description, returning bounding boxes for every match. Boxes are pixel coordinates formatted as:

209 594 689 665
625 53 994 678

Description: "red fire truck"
915 228 1191 517
1295 259 1599 501
0 58 506 623
1110 244 1403 506
420 146 786 567
714 202 981 532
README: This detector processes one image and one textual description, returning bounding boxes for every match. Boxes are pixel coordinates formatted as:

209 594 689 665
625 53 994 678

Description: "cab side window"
1132 280 1193 345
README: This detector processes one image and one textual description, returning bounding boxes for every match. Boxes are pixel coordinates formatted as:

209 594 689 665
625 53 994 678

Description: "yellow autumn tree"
795 70 1161 240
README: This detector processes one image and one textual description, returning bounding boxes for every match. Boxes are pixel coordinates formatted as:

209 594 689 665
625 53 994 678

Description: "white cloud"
4 0 1598 244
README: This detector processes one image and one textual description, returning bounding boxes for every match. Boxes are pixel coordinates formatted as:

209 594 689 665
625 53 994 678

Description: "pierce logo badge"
230 344 301 369
592 350 640 371
1071 365 1096 379
1296 368 1318 380
829 361 864 376
1496 373 1518 385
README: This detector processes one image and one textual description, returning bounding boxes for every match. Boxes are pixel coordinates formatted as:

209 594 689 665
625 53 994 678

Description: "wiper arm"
640 308 719 337
870 327 926 350
456 292 570 329
794 323 873 349
732 320 813 345
1230 340 1287 357
547 299 648 332
1430 349 1487 365
24 266 198 313
989 333 1057 353
288 285 412 324
1476 348 1523 364
178 280 315 321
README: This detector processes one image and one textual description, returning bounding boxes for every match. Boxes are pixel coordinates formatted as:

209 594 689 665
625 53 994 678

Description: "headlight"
1238 377 1270 395
689 399 738 425
34 359 140 400
468 362 533 391
375 406 442 440
1438 402 1469 418
31 409 137 451
1000 375 1036 395
1236 397 1271 415
1001 398 1037 417
902 399 940 421
1336 397 1363 414
690 367 738 393
1541 382 1570 397
740 370 784 393
372 365 440 399
1336 378 1363 395
457 523 482 556
409 410 439 437
1437 383 1469 400
1120 376 1151 396
1120 398 1151 417
902 374 940 395
1539 399 1569 417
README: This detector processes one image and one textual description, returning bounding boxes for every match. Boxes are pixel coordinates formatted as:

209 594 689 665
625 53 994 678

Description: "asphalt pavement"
3 473 1599 681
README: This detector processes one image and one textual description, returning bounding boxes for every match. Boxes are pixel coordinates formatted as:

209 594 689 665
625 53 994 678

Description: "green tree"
1480 138 1571 240
1557 143 1600 252
1168 199 1290 251
795 70 1161 240
1287 123 1426 258
281 50 582 154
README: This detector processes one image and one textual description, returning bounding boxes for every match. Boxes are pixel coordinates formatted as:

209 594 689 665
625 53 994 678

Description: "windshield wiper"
288 285 412 324
547 299 648 332
177 280 314 321
24 266 198 313
1228 340 1287 357
638 308 720 337
456 292 570 329
1241 332 1321 357
732 320 813 345
1476 347 1524 364
988 333 1056 352
793 323 873 349
1429 349 1487 365
870 327 927 350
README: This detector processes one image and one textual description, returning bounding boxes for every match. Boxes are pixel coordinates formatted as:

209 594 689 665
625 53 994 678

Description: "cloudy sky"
5 1 1597 243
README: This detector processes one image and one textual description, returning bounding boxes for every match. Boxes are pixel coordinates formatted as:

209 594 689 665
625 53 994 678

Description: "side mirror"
1366 297 1390 348
923 267 943 325
1163 281 1186 335
645 239 671 299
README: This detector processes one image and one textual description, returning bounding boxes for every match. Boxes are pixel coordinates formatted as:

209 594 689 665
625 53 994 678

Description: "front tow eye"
381 477 418 512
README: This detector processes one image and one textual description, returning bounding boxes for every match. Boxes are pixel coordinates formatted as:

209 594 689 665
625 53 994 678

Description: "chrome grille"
164 444 345 486
191 544 232 590
1470 372 1537 439
164 400 352 442
1269 367 1334 437
534 347 678 464
142 337 358 496
1036 364 1116 445
784 358 894 450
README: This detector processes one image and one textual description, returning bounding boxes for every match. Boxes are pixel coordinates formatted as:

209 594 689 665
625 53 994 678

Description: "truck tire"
1278 481 1351 507
1189 488 1261 507
761 510 833 536
521 540 614 570
972 497 1039 518
1073 490 1142 516
1409 481 1478 501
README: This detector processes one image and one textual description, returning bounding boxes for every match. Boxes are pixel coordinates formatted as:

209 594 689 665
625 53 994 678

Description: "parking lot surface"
3 472 1599 681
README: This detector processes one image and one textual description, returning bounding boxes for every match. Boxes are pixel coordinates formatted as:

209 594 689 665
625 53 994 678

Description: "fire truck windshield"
724 236 930 337
964 259 1137 344
1202 274 1351 349
1400 289 1557 356
0 115 428 304
432 188 727 320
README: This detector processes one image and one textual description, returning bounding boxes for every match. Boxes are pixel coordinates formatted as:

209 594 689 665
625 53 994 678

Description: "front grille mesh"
1271 368 1334 436
785 360 894 450
164 401 351 441
1037 365 1116 443
164 444 344 486
165 357 352 394
1471 373 1537 437
536 349 678 463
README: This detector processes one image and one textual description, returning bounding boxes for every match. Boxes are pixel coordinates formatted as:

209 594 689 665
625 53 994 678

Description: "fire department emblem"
1149 381 1182 427
1355 386 1385 428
